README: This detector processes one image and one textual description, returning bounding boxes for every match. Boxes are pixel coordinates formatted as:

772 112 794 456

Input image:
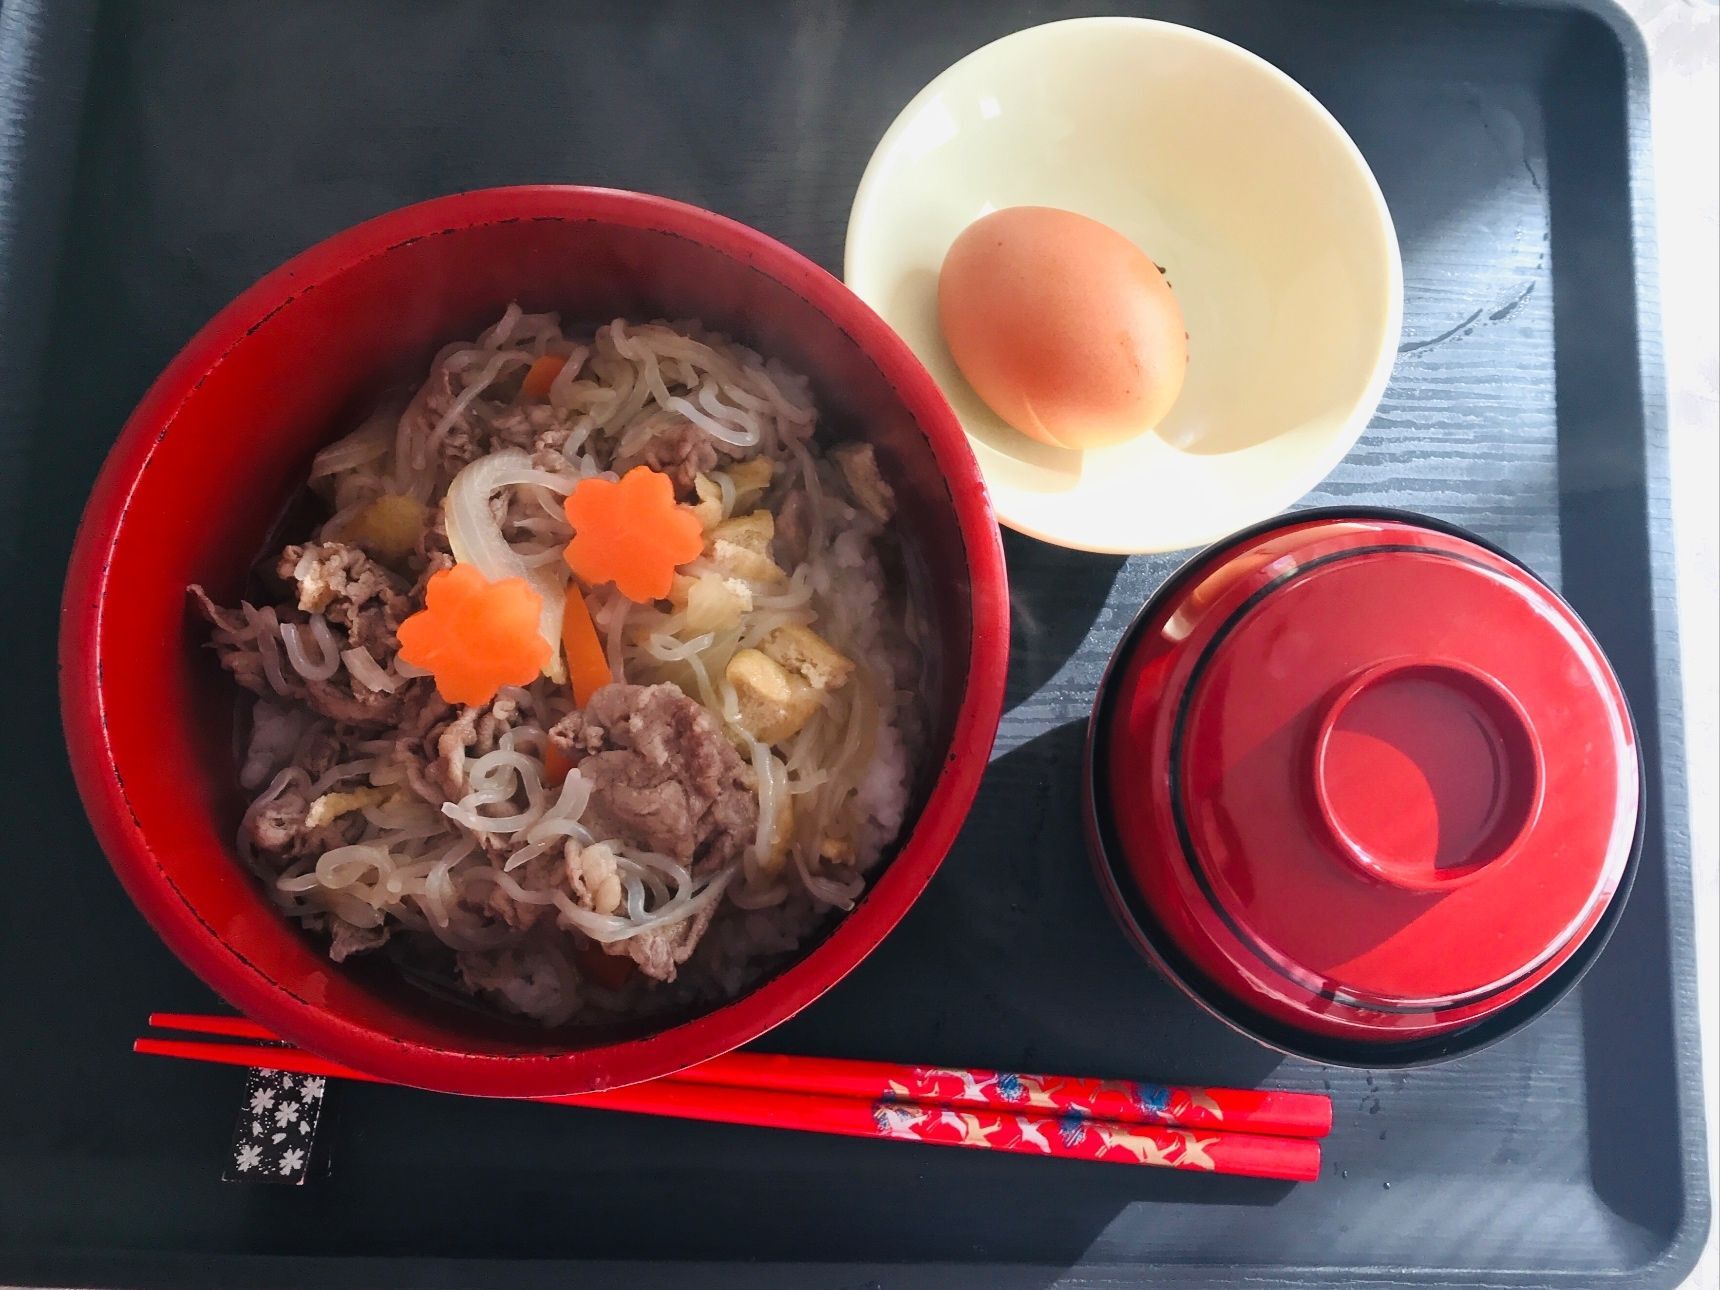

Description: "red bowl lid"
1096 513 1638 1042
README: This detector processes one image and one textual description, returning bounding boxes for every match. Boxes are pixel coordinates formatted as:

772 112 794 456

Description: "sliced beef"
298 677 407 727
409 548 454 601
190 584 250 639
278 541 408 646
604 894 722 983
281 541 395 616
328 919 391 962
485 403 563 452
189 585 302 702
614 420 729 498
532 419 589 464
531 445 575 476
243 727 363 865
396 697 523 806
398 364 486 477
387 695 454 803
409 503 455 579
246 789 322 858
773 489 812 569
548 683 757 869
198 542 433 728
277 542 431 727
474 847 564 931
832 442 895 522
401 363 579 480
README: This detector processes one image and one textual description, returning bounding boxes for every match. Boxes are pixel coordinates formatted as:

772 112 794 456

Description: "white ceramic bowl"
845 18 1403 554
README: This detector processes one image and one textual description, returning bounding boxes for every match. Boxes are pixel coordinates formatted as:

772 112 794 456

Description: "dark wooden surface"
0 0 1705 1286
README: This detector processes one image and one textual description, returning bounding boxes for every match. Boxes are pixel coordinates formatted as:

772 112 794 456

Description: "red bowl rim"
59 185 1010 1096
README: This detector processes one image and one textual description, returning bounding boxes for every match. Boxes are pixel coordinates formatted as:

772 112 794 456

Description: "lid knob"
1310 660 1543 892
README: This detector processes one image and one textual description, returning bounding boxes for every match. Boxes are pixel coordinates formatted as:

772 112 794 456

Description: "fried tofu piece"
833 443 895 522
341 493 428 565
707 510 786 584
304 785 394 830
690 473 725 530
726 648 820 745
761 624 854 692
819 834 856 866
723 456 776 507
708 541 785 585
711 510 774 554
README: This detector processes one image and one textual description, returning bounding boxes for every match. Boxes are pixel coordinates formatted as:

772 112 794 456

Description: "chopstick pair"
139 1013 1329 1182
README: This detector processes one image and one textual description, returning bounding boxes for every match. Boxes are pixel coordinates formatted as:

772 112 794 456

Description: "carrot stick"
542 744 575 787
560 589 611 707
521 354 568 401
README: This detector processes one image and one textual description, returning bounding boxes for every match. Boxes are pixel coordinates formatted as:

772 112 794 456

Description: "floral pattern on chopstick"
871 1097 1222 1171
900 1067 1227 1124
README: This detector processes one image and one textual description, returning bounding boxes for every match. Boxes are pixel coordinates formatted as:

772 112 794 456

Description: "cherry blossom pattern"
225 1067 328 1185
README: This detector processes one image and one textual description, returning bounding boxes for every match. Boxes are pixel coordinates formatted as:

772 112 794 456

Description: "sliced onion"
477 302 523 349
341 646 400 693
444 449 576 682
752 740 778 870
310 414 393 479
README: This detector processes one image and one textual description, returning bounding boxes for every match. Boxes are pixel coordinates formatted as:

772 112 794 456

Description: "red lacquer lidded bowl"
1084 509 1642 1066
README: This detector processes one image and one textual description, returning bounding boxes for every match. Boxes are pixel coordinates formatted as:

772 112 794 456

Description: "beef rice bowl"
193 307 923 1025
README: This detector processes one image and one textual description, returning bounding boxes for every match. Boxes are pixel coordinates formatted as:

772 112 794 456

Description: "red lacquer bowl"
1084 509 1642 1066
60 187 1009 1097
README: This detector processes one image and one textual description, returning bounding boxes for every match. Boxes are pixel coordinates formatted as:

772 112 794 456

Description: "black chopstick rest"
223 1065 328 1184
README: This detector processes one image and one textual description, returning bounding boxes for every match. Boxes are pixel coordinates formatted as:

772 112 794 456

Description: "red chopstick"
146 1012 1330 1139
668 1050 1332 1139
135 1031 1321 1181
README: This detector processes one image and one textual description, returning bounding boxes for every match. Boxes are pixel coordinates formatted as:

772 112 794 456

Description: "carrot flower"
563 465 705 602
396 564 551 706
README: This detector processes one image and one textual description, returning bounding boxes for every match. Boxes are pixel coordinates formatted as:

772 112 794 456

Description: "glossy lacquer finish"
1087 512 1640 1059
58 187 1009 1098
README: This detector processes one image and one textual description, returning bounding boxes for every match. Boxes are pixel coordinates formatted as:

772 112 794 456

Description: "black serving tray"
0 1 1707 1286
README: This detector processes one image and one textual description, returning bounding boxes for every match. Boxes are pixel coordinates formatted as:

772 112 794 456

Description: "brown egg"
938 206 1188 450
